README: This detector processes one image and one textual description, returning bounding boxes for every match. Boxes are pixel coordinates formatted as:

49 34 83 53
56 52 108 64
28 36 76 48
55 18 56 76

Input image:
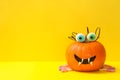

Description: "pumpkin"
66 27 106 71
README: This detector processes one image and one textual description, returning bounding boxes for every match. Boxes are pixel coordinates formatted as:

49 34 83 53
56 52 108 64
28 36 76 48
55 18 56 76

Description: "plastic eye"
87 32 96 41
76 33 85 42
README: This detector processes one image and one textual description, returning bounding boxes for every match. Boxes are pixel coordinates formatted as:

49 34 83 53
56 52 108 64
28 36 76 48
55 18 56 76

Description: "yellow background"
0 0 120 80
0 0 120 61
0 61 119 80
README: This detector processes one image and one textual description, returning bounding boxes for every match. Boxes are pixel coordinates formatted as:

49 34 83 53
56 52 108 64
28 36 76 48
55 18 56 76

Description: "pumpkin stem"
72 32 77 37
68 36 76 41
68 32 77 41
95 27 101 40
87 27 89 34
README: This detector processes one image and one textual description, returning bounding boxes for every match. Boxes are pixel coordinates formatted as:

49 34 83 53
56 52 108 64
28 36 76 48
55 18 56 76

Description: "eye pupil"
79 37 82 39
90 36 93 39
87 32 96 41
76 33 85 42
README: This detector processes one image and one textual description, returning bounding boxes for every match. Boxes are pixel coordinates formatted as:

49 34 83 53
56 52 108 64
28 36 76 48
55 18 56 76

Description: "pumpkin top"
68 27 100 43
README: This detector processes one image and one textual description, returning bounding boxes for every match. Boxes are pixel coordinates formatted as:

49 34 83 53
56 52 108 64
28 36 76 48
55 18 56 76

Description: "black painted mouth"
74 54 96 64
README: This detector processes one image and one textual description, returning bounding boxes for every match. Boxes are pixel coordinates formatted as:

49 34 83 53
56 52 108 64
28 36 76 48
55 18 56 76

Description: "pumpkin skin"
66 41 106 71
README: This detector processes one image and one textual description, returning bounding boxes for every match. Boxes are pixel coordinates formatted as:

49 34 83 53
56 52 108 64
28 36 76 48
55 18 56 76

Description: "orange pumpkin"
66 27 106 71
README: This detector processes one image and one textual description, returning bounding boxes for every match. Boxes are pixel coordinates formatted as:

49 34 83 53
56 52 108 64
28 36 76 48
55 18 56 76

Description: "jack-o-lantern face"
66 27 106 71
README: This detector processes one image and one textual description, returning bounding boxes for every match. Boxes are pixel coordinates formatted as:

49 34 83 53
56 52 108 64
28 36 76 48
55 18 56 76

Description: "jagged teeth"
78 62 81 65
90 62 93 65
88 58 90 63
81 59 83 63
78 59 84 65
78 58 94 65
78 58 93 66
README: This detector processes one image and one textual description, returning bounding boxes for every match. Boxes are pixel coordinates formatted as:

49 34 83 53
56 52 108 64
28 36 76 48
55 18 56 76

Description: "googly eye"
87 32 96 41
76 33 85 42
